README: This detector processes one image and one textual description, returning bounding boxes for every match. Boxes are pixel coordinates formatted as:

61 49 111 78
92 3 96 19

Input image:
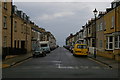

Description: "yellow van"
73 44 88 56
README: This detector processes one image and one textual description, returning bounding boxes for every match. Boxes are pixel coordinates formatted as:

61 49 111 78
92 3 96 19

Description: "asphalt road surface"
2 47 119 78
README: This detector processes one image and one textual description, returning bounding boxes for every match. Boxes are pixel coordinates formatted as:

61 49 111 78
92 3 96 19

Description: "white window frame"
106 36 114 50
115 35 120 49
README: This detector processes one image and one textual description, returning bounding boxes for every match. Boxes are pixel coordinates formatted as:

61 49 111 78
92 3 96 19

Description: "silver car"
33 47 46 57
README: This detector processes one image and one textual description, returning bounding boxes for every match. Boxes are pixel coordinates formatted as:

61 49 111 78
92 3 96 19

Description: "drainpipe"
11 2 13 51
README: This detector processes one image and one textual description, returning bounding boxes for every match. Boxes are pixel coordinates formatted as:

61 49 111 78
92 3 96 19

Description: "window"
111 16 115 28
88 28 90 34
21 24 23 33
24 26 25 34
14 40 16 48
77 45 87 49
109 36 113 49
4 0 7 9
115 36 118 48
14 6 17 14
115 35 120 49
3 16 7 28
3 36 7 47
112 3 116 8
17 40 19 48
104 21 106 30
100 22 103 31
92 38 95 47
14 21 17 32
41 44 48 47
21 11 24 19
99 40 102 48
119 36 120 48
106 36 113 50
106 37 108 49
97 24 99 31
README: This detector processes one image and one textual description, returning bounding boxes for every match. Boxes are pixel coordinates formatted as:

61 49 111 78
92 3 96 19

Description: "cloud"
37 12 75 21
13 0 113 2
14 2 111 46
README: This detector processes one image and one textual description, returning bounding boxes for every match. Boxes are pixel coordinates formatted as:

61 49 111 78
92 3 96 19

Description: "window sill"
110 27 114 29
3 27 7 29
105 49 113 51
114 48 120 50
104 29 106 31
4 7 7 10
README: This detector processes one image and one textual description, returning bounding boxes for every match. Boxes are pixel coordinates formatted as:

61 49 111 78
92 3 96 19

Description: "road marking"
58 66 79 69
51 61 61 63
88 57 111 69
39 61 61 63
91 66 100 69
79 66 89 69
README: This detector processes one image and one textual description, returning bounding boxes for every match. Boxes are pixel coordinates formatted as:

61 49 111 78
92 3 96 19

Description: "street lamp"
93 8 98 18
93 8 98 58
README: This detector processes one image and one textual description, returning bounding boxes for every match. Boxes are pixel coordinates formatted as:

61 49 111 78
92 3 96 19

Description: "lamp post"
93 8 98 58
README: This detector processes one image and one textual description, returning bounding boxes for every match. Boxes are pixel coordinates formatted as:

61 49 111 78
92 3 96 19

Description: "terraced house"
1 0 12 59
1 1 56 60
11 5 32 54
96 12 106 59
65 0 120 61
103 1 120 60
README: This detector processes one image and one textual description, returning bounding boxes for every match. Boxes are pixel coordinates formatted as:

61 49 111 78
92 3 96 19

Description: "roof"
112 0 120 2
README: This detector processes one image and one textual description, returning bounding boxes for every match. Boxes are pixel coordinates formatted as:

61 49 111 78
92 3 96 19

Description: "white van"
39 41 51 53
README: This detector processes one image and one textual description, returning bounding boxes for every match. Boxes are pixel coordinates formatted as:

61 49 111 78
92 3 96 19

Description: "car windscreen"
77 45 87 49
41 44 48 47
35 47 41 51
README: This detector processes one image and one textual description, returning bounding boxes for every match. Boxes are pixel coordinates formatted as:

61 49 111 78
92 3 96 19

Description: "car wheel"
73 54 76 57
33 55 36 58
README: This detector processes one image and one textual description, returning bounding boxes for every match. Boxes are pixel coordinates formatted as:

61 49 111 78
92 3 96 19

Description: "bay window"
115 35 120 49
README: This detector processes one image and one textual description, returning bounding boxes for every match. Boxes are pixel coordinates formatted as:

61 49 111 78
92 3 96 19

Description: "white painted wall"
89 47 95 54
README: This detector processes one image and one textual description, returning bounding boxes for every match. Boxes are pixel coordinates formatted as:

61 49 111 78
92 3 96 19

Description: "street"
2 47 119 78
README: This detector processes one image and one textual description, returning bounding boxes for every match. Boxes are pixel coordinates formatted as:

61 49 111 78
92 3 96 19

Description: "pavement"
88 54 120 69
1 52 32 68
1 51 120 69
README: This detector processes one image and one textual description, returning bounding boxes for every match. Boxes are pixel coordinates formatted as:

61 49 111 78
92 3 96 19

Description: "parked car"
33 46 46 57
63 45 70 50
69 46 74 53
73 44 88 56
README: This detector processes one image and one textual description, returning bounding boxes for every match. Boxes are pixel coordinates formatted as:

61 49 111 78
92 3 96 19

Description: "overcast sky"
14 1 114 46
